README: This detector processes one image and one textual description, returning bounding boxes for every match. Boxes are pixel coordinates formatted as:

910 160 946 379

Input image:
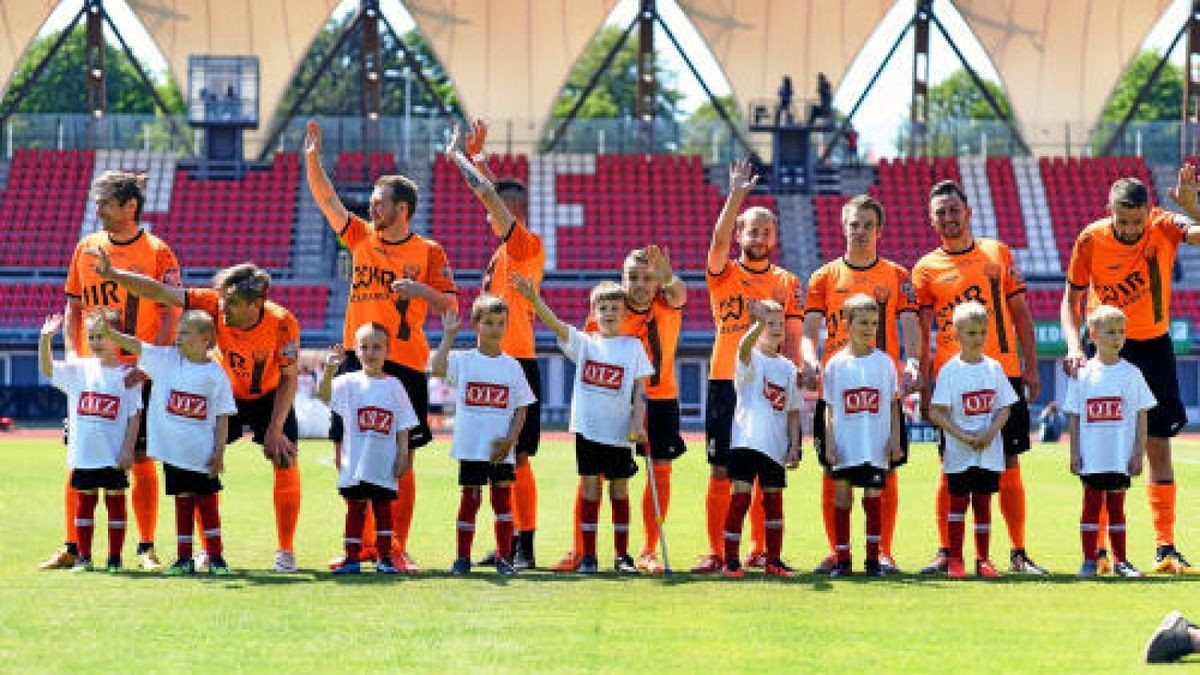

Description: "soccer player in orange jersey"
696 160 804 574
911 180 1044 575
40 171 181 573
801 195 921 575
1061 170 1200 574
305 120 456 573
89 253 304 573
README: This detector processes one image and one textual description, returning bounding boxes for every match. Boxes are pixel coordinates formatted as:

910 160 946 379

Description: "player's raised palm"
86 247 113 279
303 120 322 156
1170 163 1200 213
464 119 488 157
40 313 63 337
729 159 759 193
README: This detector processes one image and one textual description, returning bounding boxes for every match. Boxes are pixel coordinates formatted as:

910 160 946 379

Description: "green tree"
682 94 739 156
1 26 182 114
894 69 1020 156
552 25 684 120
1100 50 1182 122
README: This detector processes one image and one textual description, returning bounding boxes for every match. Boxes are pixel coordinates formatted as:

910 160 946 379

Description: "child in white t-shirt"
927 302 1018 579
319 322 419 575
101 310 237 576
720 299 801 578
431 295 536 576
821 294 902 578
515 275 653 575
40 309 143 573
1066 305 1155 578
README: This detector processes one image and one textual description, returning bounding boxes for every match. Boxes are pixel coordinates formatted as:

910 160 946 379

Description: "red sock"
706 477 731 558
104 492 126 560
863 494 882 563
1080 487 1103 561
937 472 951 549
834 504 852 564
612 496 630 557
748 481 766 556
372 498 394 561
75 492 99 559
723 491 752 564
455 488 481 560
762 490 784 561
821 473 838 555
972 492 992 561
491 484 514 559
879 472 899 556
948 494 969 561
1106 490 1128 562
344 499 368 559
196 493 222 558
580 498 601 557
174 495 196 560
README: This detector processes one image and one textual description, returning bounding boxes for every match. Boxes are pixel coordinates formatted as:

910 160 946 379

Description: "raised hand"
511 273 536 300
645 244 674 284
391 278 424 301
442 307 461 335
464 119 488 157
444 125 462 157
86 247 114 279
324 344 347 371
40 313 63 337
303 119 322 156
1170 163 1200 213
729 159 760 193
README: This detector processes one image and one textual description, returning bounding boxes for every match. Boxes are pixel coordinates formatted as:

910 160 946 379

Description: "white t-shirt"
138 345 237 473
52 359 143 469
1064 358 1156 476
822 348 897 471
560 326 654 448
732 349 800 465
329 371 419 490
931 355 1018 474
445 349 537 463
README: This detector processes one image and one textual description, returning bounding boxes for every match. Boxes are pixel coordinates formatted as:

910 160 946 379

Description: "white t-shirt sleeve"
786 365 801 412
820 357 836 401
510 361 537 408
329 375 349 418
631 342 655 381
137 344 170 381
212 369 238 416
994 366 1019 409
392 380 420 432
50 361 81 394
1131 370 1157 412
126 380 145 413
931 370 954 408
735 352 757 387
559 326 582 363
444 351 462 388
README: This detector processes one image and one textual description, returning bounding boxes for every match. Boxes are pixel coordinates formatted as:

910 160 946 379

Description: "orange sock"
361 505 378 555
392 469 415 554
64 474 78 543
130 459 158 545
1147 482 1176 547
706 477 731 558
936 472 950 549
513 462 537 532
641 463 672 555
880 471 899 556
998 465 1026 550
273 465 302 553
572 480 585 554
1096 501 1109 552
748 481 766 555
822 472 837 554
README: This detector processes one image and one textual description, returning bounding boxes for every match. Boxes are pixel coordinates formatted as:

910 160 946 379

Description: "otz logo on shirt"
357 406 394 434
78 392 120 420
582 360 624 391
842 387 881 414
465 382 510 409
762 378 788 412
961 389 996 416
1086 396 1124 423
166 390 209 420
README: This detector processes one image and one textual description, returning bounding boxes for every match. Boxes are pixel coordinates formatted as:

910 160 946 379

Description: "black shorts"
70 467 129 491
162 462 222 496
515 358 542 457
727 447 787 489
643 398 687 461
1080 472 1132 491
831 463 888 489
705 380 736 466
576 435 638 480
1000 377 1031 456
459 461 517 487
813 399 908 469
339 482 398 501
328 353 432 449
1120 335 1188 438
946 467 1000 496
228 389 299 445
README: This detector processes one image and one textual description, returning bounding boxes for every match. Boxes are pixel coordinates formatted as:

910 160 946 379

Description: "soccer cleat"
395 552 421 575
1145 611 1195 664
163 558 195 576
812 554 837 575
476 550 500 566
331 559 361 575
1153 546 1199 575
1114 560 1144 578
328 555 361 570
513 547 536 571
721 562 744 579
273 550 298 574
495 557 517 577
614 554 640 575
690 554 723 574
1009 549 1047 575
1077 560 1099 578
879 553 902 575
765 559 797 578
636 553 665 574
450 558 472 576
920 548 950 575
551 551 581 573
70 557 94 573
946 557 966 579
375 557 399 574
138 548 164 572
208 556 232 576
193 550 210 573
743 551 768 570
829 560 853 579
864 560 885 578
38 547 78 570
105 557 122 574
1095 548 1112 575
577 555 599 575
976 559 1001 578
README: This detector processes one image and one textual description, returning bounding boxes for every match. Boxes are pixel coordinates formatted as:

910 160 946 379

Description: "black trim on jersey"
338 214 353 237
737 260 773 275
1006 289 1027 300
108 229 146 247
941 242 977 256
804 308 827 317
498 220 517 243
841 256 881 271
1069 282 1089 291
380 232 414 246
897 308 918 315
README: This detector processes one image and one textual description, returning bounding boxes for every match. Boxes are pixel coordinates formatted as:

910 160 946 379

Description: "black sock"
518 531 534 559
65 542 79 556
136 542 153 554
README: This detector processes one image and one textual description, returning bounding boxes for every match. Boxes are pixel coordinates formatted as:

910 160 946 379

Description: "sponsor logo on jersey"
843 387 881 414
763 378 788 411
78 391 121 420
166 390 209 420
1086 396 1124 423
961 389 996 416
465 382 510 409
582 360 625 391
357 406 394 434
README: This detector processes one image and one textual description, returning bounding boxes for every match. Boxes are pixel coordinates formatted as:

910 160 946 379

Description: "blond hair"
589 280 626 308
1087 304 1127 330
842 293 879 323
470 294 508 324
179 309 216 340
951 301 989 327
354 321 389 343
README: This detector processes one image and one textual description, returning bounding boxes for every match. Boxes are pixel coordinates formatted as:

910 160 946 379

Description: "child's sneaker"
976 559 1001 578
1078 559 1099 578
577 555 599 575
551 551 581 572
1114 560 1145 578
105 556 122 574
946 557 966 578
721 561 744 578
864 559 885 577
495 557 517 577
70 556 94 573
614 554 639 575
920 548 950 575
690 554 723 574
330 559 361 575
743 551 768 569
208 556 232 576
1095 548 1112 575
375 557 399 575
163 558 195 576
450 558 471 575
138 547 164 572
636 553 664 574
829 560 852 578
1009 548 1047 575
765 559 797 578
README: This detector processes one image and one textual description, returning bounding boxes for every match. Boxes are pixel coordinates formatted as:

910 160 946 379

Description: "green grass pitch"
1 433 1198 672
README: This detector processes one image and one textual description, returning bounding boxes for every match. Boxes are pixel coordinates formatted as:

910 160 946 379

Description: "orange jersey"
805 257 917 370
340 215 457 371
1067 207 1186 340
707 261 804 380
481 222 544 359
912 238 1025 377
185 288 299 400
65 229 181 362
585 296 682 399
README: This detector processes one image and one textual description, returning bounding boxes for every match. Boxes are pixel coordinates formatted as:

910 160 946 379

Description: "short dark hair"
1109 178 1150 208
213 262 271 303
91 171 146 221
375 175 419 217
494 178 527 202
842 194 885 227
929 180 968 205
